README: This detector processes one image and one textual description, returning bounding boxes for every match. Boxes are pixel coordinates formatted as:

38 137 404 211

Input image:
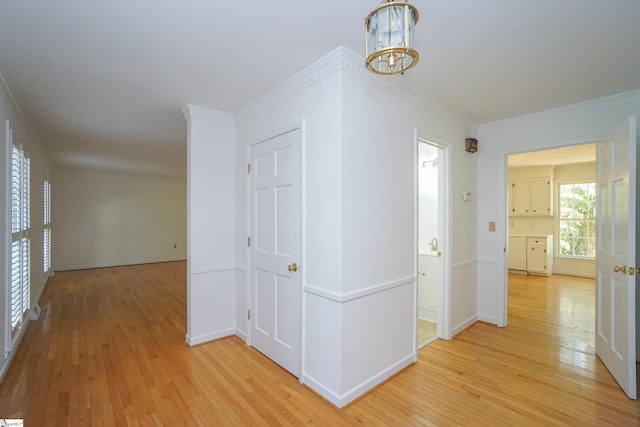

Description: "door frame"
244 120 305 373
416 132 452 340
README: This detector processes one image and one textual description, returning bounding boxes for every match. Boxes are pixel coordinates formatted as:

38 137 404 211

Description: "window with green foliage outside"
559 183 596 257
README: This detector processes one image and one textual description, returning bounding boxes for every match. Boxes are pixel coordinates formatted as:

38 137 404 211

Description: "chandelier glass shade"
365 0 419 75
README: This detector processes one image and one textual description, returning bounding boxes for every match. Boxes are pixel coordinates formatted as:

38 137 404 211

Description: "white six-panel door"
249 128 302 377
595 115 637 399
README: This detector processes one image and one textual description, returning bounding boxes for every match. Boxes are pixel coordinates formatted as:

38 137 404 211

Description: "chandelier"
365 0 419 75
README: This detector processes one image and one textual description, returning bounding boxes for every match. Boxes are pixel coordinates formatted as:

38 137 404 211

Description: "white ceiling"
1 1 639 176
507 143 596 168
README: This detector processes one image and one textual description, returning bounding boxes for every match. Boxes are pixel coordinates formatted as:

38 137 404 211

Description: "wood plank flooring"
1 263 640 425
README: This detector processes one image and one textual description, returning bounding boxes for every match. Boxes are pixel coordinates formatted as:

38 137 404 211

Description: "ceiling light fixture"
365 0 419 75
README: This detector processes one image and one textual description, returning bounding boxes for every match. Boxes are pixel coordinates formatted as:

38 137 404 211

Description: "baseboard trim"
477 314 498 325
1 273 52 385
185 328 235 346
55 258 187 272
302 352 415 408
235 328 246 342
453 315 478 336
508 269 528 275
551 270 596 279
0 317 30 385
300 373 342 407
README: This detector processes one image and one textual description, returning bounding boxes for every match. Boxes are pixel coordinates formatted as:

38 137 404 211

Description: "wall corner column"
182 104 237 345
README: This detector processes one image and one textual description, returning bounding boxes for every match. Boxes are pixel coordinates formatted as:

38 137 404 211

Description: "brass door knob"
288 263 298 272
613 265 627 274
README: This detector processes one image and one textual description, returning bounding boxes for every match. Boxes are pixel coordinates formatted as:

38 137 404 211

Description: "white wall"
52 168 187 270
476 90 640 325
233 47 477 407
0 69 52 381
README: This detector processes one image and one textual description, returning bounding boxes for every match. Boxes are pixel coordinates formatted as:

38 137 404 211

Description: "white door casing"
595 115 637 399
249 128 302 378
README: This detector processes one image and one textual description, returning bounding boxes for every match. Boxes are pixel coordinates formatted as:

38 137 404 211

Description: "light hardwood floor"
1 263 640 425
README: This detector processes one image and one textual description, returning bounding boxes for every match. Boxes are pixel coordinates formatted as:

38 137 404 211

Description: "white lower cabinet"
508 235 553 276
507 236 527 270
526 236 553 276
418 254 440 323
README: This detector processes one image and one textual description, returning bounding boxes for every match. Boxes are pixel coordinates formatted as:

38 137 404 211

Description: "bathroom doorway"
417 140 444 348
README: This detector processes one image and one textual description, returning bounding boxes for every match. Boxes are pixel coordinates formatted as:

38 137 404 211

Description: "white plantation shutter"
11 145 20 232
10 240 21 329
43 179 51 273
43 228 51 272
10 144 21 330
21 237 30 317
10 141 30 335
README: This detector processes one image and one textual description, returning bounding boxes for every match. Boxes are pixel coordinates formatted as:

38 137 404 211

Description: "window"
558 182 596 257
43 179 51 274
10 140 31 336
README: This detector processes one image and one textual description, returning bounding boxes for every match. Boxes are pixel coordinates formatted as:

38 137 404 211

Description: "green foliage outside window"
559 183 596 257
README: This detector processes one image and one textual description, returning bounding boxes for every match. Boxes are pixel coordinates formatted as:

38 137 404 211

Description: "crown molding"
235 46 476 132
338 48 476 132
181 104 234 126
0 59 29 130
479 89 640 132
0 59 53 166
235 47 347 120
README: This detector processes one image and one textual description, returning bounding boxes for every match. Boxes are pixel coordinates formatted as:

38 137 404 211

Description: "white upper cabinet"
509 177 552 216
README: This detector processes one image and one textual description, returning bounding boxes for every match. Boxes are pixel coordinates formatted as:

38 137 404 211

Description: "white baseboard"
453 315 478 336
185 327 235 346
1 272 52 385
0 317 30 385
477 314 498 325
300 373 342 407
235 328 246 342
508 269 528 275
302 352 415 408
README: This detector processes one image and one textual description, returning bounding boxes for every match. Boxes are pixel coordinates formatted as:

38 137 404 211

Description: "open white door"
595 115 637 399
249 128 302 378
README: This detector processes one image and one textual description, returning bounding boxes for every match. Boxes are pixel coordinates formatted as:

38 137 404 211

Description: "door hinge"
247 163 251 174
248 237 251 247
247 310 251 320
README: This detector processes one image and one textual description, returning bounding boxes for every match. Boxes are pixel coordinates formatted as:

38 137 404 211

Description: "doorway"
505 144 596 307
505 144 596 334
417 139 446 347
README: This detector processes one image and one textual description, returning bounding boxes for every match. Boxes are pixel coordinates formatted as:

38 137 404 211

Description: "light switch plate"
489 221 496 232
